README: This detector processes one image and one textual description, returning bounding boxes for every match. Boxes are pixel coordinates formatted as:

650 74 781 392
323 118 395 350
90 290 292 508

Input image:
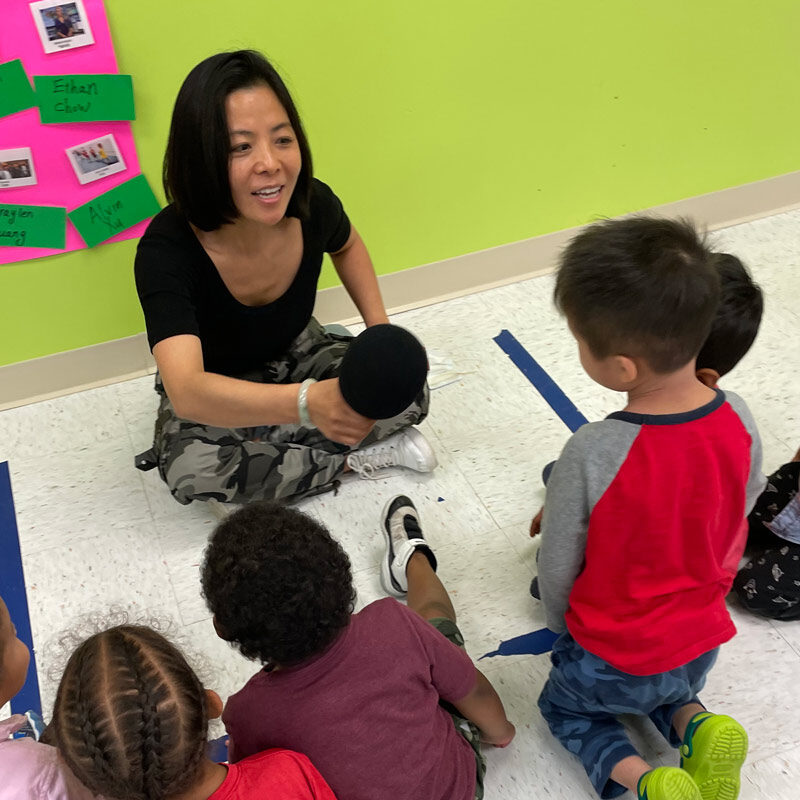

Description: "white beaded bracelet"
297 378 317 428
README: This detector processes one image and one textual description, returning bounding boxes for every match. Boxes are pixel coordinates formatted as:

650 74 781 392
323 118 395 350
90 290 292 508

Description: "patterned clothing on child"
538 634 717 799
735 460 800 619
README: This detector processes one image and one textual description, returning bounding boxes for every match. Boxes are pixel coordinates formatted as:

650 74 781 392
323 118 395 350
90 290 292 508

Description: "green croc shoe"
680 712 748 800
637 767 701 800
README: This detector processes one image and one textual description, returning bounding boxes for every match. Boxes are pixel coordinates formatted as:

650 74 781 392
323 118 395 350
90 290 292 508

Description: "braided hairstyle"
48 625 208 800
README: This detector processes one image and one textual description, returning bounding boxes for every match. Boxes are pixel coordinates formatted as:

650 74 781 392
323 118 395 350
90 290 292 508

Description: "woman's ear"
205 689 224 720
695 367 720 388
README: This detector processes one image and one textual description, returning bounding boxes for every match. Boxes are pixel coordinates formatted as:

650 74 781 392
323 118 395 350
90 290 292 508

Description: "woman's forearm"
167 370 301 428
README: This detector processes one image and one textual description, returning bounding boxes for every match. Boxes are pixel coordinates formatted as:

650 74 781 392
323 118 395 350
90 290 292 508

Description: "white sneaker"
380 495 437 597
346 428 437 479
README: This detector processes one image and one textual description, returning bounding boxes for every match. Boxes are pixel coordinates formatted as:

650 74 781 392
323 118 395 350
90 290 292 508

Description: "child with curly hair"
0 593 94 799
46 624 336 799
201 497 515 800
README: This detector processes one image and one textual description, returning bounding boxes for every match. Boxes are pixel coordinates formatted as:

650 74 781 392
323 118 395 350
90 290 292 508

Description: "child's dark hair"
696 252 763 377
48 625 208 800
201 502 355 668
163 49 313 230
554 216 720 373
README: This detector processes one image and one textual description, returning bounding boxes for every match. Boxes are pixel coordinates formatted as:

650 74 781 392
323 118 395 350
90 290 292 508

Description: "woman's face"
226 85 302 227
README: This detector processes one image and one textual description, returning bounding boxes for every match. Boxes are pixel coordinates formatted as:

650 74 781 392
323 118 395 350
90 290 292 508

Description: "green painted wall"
2 1 798 366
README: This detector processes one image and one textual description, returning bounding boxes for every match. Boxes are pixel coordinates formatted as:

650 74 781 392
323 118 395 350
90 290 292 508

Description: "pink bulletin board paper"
0 0 153 265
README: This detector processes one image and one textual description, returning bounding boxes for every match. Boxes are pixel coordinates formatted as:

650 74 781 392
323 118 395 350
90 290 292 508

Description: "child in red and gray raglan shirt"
535 216 765 800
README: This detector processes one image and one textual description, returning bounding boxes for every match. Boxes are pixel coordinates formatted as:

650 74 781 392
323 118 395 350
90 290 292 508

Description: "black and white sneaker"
380 495 438 597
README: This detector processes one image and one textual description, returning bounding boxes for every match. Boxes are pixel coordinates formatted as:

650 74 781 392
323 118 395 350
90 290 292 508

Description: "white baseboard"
3 169 799 411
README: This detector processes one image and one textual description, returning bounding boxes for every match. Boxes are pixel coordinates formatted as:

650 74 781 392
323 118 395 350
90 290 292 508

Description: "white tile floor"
1 209 799 798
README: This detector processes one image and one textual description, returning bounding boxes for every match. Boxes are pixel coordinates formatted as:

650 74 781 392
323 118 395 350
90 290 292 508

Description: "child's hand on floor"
529 508 543 537
480 721 516 748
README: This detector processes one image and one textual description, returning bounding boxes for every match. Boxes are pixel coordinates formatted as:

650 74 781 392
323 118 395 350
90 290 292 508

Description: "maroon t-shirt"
222 598 478 800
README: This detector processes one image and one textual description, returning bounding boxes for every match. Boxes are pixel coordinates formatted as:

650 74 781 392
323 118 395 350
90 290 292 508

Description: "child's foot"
679 712 747 800
638 767 701 799
346 428 437 479
380 495 437 597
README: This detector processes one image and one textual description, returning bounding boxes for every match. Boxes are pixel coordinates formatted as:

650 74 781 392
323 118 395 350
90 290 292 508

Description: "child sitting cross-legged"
46 623 337 799
535 218 765 800
201 497 515 800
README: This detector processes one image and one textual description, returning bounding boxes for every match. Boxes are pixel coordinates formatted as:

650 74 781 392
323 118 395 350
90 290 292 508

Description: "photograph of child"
30 0 94 54
0 148 37 188
66 134 126 185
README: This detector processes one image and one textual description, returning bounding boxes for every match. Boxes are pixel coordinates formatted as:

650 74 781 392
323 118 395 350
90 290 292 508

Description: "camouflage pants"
147 318 429 505
538 633 717 799
430 617 486 800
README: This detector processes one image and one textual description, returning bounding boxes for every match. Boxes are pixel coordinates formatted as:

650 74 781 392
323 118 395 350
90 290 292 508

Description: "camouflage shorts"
141 318 429 505
429 617 486 800
538 633 717 799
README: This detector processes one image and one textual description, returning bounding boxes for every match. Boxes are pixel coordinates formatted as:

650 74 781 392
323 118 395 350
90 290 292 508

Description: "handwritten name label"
0 204 66 250
68 174 160 248
34 74 135 123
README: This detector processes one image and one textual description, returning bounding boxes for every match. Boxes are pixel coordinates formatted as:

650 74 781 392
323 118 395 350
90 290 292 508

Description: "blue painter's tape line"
490 331 588 656
480 627 560 659
493 329 588 433
0 461 41 716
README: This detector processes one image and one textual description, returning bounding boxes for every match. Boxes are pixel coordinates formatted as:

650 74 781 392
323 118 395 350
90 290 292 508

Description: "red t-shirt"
210 749 336 799
222 598 478 800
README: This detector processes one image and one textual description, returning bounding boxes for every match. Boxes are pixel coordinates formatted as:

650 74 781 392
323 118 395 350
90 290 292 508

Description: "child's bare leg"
671 701 706 741
406 551 456 623
610 755 652 793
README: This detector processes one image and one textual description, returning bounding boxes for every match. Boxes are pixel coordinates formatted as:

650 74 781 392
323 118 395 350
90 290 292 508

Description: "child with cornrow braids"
47 624 337 800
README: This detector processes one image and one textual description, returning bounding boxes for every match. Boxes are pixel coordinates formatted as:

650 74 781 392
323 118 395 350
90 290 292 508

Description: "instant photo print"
65 134 125 185
30 0 95 54
0 148 37 189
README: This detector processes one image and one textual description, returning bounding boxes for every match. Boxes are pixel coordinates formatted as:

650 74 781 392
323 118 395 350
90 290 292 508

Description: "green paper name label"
0 204 66 249
0 60 36 119
68 174 160 248
34 74 135 122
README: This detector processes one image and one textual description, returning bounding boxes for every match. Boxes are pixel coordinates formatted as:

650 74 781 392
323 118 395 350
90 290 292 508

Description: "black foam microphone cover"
338 324 428 419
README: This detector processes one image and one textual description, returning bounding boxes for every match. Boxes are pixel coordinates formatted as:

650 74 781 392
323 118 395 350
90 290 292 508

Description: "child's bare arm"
529 506 544 537
451 669 515 747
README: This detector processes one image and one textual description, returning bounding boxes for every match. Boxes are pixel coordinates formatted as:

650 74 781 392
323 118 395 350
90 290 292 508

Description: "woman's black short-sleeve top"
134 178 351 377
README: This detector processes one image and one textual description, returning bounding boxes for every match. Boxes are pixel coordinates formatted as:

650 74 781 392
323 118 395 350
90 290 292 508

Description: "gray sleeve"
538 420 639 632
722 390 767 514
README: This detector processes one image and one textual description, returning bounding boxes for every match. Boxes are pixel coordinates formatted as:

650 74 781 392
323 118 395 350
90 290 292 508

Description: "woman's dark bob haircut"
163 50 313 231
